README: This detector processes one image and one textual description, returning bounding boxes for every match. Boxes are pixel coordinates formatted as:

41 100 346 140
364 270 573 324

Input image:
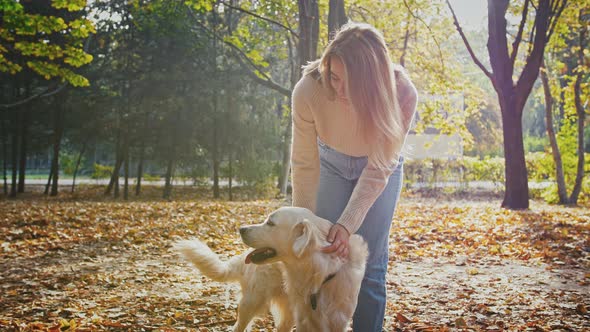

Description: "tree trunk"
105 157 122 196
135 140 145 196
105 124 123 197
1 112 7 195
123 131 129 201
298 0 319 68
124 73 131 201
328 0 346 37
212 133 220 198
17 107 29 193
50 103 64 197
9 109 18 198
499 100 529 209
400 11 412 67
226 87 233 201
164 106 180 200
541 63 568 204
212 97 220 199
569 24 587 204
114 159 120 199
44 166 52 195
163 158 173 199
279 101 292 195
71 140 87 193
279 38 296 196
279 0 319 198
228 152 233 201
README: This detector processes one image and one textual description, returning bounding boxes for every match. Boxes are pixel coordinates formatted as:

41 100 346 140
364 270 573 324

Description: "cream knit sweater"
290 65 418 234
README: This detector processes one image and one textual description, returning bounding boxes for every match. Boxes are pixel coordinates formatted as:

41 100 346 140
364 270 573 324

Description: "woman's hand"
321 224 350 258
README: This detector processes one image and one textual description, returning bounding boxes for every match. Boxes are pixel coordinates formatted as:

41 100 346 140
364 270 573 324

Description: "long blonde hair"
303 22 404 169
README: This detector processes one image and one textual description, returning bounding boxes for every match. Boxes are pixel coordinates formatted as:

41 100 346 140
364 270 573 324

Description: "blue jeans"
315 138 404 332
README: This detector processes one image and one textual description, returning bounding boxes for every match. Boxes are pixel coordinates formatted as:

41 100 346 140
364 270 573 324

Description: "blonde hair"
303 22 404 170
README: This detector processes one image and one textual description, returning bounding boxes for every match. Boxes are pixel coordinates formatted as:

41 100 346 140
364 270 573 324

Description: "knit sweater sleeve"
337 69 418 234
290 77 320 213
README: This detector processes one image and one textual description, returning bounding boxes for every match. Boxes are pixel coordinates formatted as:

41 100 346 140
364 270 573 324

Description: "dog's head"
239 207 331 265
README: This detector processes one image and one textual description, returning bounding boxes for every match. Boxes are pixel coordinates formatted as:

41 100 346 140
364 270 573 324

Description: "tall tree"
1 110 8 195
447 0 567 209
328 0 347 37
45 97 65 196
540 2 588 205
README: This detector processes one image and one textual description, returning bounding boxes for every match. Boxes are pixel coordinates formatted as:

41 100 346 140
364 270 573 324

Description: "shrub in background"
91 164 113 179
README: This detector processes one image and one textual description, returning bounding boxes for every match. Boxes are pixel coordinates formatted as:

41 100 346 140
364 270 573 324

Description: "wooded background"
1 0 588 207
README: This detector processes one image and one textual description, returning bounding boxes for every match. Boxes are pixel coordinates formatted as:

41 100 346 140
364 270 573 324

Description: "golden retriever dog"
175 206 368 332
240 207 368 331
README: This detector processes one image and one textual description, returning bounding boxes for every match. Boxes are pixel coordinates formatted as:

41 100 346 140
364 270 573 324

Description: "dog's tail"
174 239 242 283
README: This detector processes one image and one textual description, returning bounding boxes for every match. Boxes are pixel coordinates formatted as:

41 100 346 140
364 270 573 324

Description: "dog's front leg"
233 297 261 332
272 297 294 332
277 318 295 332
232 315 252 332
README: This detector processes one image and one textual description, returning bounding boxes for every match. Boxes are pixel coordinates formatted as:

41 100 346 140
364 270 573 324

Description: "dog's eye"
266 220 275 227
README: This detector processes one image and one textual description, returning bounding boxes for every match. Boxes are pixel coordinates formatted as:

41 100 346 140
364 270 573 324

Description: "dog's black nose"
239 227 247 236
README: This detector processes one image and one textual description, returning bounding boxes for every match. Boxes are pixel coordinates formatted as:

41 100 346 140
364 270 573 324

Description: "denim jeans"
315 138 404 332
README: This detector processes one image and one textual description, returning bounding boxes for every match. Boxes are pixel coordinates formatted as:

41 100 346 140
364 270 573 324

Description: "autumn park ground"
1 185 589 332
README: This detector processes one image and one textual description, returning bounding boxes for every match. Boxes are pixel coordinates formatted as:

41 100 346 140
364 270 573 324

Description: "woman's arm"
290 77 320 213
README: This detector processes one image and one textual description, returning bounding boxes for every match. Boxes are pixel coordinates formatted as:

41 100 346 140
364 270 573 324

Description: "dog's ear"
291 219 313 258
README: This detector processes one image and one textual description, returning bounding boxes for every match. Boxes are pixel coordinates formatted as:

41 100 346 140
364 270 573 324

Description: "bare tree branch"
189 10 290 96
232 50 290 96
1 36 92 110
526 6 539 55
403 0 445 72
348 5 372 23
547 0 568 41
510 0 529 67
219 0 299 39
516 0 552 104
568 15 586 202
287 32 296 88
445 0 493 80
400 11 411 67
1 84 60 109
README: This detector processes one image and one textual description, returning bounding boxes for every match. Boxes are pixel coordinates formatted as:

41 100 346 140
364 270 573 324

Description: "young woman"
290 21 418 331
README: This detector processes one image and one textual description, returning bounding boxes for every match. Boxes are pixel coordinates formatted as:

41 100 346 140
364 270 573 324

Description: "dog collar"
310 273 336 310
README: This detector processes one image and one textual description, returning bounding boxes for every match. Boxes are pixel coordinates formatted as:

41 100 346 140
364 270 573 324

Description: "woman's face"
329 56 347 100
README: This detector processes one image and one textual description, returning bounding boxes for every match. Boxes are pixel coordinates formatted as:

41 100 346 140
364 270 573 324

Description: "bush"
538 153 590 204
233 158 276 188
526 152 554 181
461 156 505 185
524 135 548 153
91 163 113 179
60 151 84 176
143 174 161 182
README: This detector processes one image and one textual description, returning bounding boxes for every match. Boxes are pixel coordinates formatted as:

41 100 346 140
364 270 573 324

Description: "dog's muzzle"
239 227 277 264
239 227 248 237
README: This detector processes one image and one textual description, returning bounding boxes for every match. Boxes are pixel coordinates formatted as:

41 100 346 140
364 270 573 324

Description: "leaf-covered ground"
1 186 589 331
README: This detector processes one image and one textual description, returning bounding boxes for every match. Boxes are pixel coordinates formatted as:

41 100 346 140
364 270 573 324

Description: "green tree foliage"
0 0 95 87
336 0 485 150
535 0 589 204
